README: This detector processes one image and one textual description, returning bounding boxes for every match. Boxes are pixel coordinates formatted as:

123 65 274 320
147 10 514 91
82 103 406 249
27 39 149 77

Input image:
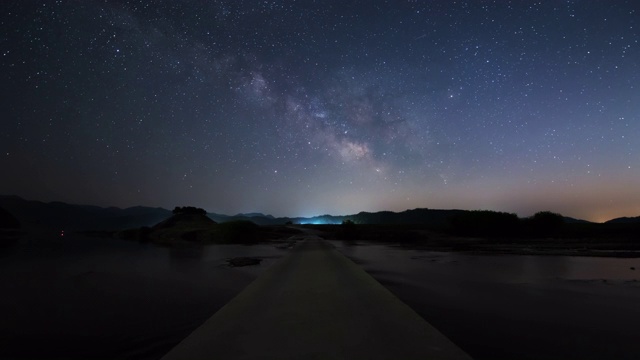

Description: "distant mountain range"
1 195 638 231
561 216 593 224
0 195 170 230
207 208 470 227
605 216 640 224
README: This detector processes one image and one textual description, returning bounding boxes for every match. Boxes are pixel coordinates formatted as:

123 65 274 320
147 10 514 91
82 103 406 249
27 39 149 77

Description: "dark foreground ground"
1 225 639 359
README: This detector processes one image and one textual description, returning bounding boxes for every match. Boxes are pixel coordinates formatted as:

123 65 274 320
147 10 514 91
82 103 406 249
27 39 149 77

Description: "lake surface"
331 240 640 360
1 235 639 359
0 233 289 359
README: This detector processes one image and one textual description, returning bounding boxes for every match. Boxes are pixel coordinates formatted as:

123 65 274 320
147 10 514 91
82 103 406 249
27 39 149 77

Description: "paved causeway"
161 237 472 360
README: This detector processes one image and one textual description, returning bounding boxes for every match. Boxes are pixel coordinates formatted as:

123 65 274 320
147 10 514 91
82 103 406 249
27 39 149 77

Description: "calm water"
331 241 640 360
0 233 289 359
2 235 640 359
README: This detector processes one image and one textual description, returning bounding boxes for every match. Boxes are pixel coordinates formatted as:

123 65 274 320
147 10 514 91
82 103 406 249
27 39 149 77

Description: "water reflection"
330 240 640 360
332 241 640 282
0 235 289 359
518 255 568 283
169 246 205 260
0 232 21 259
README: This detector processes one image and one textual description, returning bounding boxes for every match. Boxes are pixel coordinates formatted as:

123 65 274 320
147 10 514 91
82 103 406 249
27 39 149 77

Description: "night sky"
1 1 638 222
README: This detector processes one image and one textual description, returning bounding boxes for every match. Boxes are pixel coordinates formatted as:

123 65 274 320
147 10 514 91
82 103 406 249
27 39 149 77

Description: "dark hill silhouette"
138 209 219 243
562 216 593 224
606 216 640 224
172 206 207 216
0 195 170 231
6 194 637 236
348 208 468 226
215 208 472 227
0 207 20 229
123 208 260 244
234 212 275 219
153 212 216 230
207 212 280 225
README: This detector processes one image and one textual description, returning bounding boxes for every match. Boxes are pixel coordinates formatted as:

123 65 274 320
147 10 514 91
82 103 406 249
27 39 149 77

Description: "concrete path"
161 238 472 360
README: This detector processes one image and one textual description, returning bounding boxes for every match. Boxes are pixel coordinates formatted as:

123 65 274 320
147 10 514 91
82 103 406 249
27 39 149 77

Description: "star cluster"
1 1 638 221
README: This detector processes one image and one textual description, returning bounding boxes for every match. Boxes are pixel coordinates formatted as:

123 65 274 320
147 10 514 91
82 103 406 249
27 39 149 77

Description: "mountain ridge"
3 195 638 231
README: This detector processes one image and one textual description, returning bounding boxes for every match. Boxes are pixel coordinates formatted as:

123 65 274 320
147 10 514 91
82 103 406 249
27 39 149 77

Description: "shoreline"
5 226 640 258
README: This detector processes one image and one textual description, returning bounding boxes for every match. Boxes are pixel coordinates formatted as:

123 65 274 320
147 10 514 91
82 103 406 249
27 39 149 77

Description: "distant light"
299 218 340 225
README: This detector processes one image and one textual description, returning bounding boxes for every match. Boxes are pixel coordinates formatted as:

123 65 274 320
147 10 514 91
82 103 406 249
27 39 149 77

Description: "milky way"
1 1 638 221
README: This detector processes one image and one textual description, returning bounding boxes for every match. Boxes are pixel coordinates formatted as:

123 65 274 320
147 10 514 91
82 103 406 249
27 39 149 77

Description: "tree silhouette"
525 211 564 236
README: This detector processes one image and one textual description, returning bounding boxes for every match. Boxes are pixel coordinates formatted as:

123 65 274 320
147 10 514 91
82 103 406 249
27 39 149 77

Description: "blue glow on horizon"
298 218 341 225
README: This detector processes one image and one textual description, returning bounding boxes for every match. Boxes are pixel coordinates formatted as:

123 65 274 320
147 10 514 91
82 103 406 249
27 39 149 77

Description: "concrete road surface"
161 237 472 360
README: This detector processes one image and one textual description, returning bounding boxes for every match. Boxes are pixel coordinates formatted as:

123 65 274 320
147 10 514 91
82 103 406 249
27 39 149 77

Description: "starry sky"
1 1 638 222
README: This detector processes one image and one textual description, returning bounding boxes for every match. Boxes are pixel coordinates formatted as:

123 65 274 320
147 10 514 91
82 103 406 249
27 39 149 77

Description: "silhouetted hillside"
235 212 275 219
451 210 520 237
6 195 635 240
218 208 598 229
563 216 593 224
349 208 468 226
218 208 471 227
0 196 171 231
606 216 640 224
120 208 264 244
153 212 216 230
0 207 20 229
135 210 218 243
207 212 282 225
